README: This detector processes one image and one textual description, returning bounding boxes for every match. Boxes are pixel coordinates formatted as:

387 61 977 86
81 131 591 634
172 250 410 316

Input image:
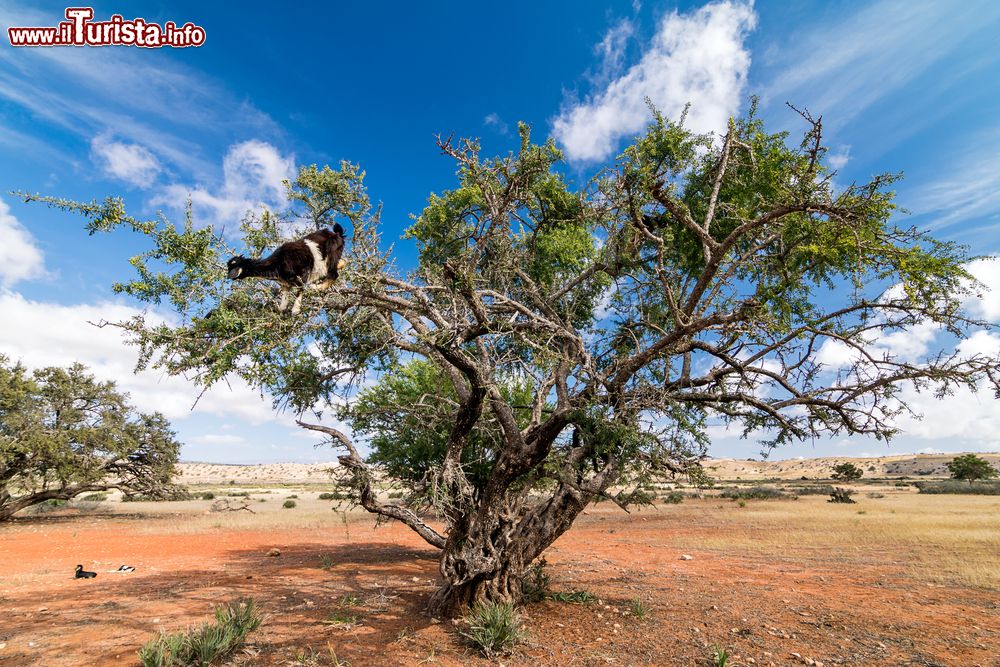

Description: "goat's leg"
291 291 304 315
278 288 289 312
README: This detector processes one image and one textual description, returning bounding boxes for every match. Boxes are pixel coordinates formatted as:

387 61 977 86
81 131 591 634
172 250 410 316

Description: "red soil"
0 506 997 666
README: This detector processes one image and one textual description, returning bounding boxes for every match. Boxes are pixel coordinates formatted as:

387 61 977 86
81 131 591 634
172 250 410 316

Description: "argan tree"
831 462 864 482
0 356 180 520
946 453 998 483
27 105 1000 615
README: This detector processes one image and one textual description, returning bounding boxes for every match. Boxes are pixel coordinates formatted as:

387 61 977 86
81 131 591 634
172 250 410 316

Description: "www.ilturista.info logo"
7 7 206 48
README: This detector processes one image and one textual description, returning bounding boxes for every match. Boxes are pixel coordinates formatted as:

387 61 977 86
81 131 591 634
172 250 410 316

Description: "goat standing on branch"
227 223 347 313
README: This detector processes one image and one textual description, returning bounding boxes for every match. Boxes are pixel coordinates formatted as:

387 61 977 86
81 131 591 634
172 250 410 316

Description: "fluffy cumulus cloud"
0 197 45 287
90 133 161 188
552 1 756 162
0 291 276 425
155 140 295 228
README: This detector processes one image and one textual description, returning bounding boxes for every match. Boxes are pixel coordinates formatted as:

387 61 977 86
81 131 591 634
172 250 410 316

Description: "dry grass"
665 491 1000 589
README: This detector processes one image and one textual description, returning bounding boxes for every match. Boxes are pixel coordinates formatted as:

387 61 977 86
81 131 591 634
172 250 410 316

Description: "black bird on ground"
74 565 97 579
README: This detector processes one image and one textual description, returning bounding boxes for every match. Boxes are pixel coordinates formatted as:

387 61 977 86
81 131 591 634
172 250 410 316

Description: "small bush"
828 487 856 504
550 590 597 604
626 597 651 619
894 481 910 487
662 492 684 504
226 491 250 497
200 492 215 500
915 480 1000 495
388 491 405 499
520 559 550 603
282 500 297 509
122 490 192 502
318 491 348 500
138 598 262 667
286 494 298 499
720 486 791 501
81 492 107 502
789 484 835 496
461 601 524 658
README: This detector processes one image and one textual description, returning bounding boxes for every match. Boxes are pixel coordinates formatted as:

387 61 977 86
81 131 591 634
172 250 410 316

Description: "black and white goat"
226 224 347 314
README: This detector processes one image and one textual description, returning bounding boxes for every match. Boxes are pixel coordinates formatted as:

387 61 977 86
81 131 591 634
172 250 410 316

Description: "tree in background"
946 454 998 483
27 102 1000 616
831 462 864 482
0 356 181 520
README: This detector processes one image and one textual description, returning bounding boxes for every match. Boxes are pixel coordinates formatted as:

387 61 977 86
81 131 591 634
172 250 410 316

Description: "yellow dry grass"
661 491 1000 589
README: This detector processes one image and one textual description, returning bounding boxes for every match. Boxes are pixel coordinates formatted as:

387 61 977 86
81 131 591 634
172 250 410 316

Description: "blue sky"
2 0 1000 463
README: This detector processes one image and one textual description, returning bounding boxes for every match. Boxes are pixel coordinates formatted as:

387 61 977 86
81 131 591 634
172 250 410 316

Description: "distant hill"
175 461 340 484
703 452 1000 480
174 452 1000 485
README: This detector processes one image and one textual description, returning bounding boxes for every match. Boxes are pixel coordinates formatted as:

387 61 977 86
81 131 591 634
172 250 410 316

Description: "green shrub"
138 598 262 667
520 559 550 603
122 490 192 502
461 601 524 658
720 486 791 501
226 491 249 497
789 484 835 496
81 492 107 502
828 487 856 503
282 500 297 509
915 480 1000 495
200 492 215 500
549 590 597 604
318 491 348 500
627 597 651 619
388 491 404 499
286 494 298 499
662 492 684 504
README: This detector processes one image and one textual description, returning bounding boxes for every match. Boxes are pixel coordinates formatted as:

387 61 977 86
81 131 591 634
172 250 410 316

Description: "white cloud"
483 112 509 135
90 133 161 188
591 18 635 86
910 133 1000 233
761 0 987 131
0 197 45 287
827 146 850 171
0 3 278 181
154 140 295 228
552 1 756 162
0 291 276 424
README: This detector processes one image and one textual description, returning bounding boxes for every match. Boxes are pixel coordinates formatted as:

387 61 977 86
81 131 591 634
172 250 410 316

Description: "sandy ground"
1 487 998 667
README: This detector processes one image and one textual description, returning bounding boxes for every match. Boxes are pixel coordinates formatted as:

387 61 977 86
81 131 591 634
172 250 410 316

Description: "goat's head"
227 256 248 279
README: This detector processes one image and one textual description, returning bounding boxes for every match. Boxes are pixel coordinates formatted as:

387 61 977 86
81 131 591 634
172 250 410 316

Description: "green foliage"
626 597 651 619
831 462 864 482
828 487 856 503
81 492 108 502
915 480 1000 495
549 590 597 604
720 486 792 501
318 491 348 500
199 492 215 500
712 644 731 667
662 491 684 504
282 499 297 509
354 360 532 493
460 601 525 658
520 559 551 603
138 598 262 667
1 356 180 520
946 454 998 483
